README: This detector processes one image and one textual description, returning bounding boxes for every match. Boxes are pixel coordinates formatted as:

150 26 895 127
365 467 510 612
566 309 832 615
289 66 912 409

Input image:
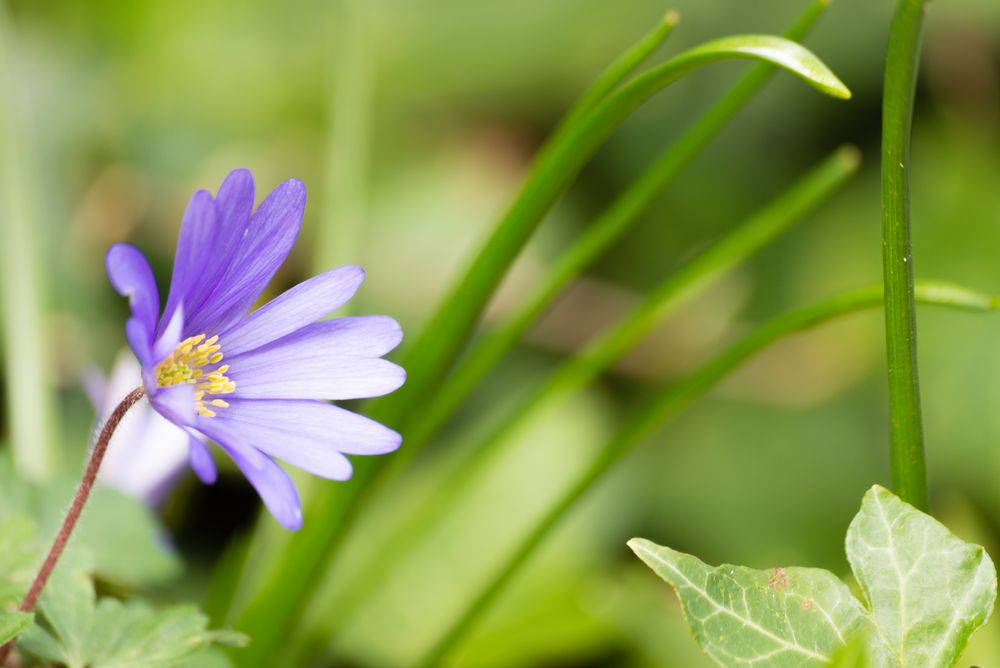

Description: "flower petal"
187 434 217 484
186 179 306 336
219 266 366 356
226 342 405 400
196 420 303 530
149 382 196 427
240 316 404 361
213 399 400 477
160 190 215 333
106 244 159 364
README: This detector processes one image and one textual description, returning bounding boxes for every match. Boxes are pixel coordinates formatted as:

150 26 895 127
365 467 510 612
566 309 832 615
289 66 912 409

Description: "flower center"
154 334 236 417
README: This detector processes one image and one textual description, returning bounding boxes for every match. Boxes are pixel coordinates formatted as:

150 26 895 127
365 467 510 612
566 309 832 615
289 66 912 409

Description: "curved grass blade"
412 281 1000 666
559 10 679 130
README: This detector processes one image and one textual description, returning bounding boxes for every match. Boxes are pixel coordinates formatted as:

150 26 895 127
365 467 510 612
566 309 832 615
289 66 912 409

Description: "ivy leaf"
17 558 246 668
845 485 997 667
631 486 997 668
628 539 869 666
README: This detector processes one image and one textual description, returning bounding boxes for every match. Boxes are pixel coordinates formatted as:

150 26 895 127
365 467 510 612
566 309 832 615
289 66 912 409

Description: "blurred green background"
1 0 1000 665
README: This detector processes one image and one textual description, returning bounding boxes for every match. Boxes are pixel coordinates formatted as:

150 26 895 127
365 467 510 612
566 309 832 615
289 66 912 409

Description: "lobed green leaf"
633 486 998 668
628 539 869 667
846 485 997 667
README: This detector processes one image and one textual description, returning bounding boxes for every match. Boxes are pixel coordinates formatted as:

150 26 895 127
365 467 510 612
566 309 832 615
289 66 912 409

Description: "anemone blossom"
106 169 404 529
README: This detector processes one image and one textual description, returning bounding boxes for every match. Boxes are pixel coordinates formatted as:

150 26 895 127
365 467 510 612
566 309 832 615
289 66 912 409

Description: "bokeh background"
2 0 1000 665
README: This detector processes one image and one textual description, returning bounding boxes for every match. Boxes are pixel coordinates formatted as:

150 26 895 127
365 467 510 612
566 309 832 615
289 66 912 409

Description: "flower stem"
0 386 144 666
881 0 929 510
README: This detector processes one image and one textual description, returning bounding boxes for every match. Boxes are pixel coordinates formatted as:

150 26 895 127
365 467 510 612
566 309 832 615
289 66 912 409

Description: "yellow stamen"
154 333 236 418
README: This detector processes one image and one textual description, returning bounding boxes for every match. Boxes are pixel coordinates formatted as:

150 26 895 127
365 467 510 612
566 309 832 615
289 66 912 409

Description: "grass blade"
0 6 57 480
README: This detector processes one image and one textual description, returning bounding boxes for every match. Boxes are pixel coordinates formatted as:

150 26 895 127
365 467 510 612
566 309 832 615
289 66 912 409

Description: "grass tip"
663 9 680 27
837 144 862 169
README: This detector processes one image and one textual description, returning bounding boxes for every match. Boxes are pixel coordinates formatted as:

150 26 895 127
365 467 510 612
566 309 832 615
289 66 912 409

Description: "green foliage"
0 457 179 588
846 486 997 666
0 515 39 646
0 460 240 665
17 558 246 668
631 486 997 667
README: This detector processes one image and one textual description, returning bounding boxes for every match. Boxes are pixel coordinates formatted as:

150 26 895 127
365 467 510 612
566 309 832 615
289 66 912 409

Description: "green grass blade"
558 9 679 130
881 0 929 509
0 6 57 480
315 0 373 279
413 280 1000 666
394 0 834 471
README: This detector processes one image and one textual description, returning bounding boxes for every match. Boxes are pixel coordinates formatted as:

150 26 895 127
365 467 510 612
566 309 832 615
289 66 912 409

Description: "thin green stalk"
558 10 678 131
321 145 859 634
414 280 1000 666
317 0 374 278
881 0 929 510
395 0 834 470
0 6 56 480
228 32 850 666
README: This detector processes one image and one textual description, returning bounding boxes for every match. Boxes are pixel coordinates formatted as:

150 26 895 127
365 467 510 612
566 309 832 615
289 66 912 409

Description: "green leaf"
0 455 180 588
18 559 245 668
679 35 850 99
845 485 997 667
77 486 181 587
0 515 39 606
632 486 998 668
627 539 869 666
0 611 32 645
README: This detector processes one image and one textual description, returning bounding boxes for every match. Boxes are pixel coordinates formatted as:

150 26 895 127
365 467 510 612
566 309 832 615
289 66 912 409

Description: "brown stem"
0 386 145 666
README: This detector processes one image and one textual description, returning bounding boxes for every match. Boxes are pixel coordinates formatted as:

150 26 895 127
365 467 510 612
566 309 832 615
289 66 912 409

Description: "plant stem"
414 281 999 666
881 0 929 509
0 387 144 666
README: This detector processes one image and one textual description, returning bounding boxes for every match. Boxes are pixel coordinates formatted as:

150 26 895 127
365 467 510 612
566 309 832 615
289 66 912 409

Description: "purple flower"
105 169 405 530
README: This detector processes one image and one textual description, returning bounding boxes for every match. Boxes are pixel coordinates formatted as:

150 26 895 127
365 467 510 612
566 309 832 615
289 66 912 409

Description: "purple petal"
219 266 366 356
159 190 215 335
186 179 306 336
226 341 405 400
107 244 160 364
234 316 404 361
149 383 196 427
187 434 217 484
212 399 400 477
151 303 184 365
196 420 303 530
